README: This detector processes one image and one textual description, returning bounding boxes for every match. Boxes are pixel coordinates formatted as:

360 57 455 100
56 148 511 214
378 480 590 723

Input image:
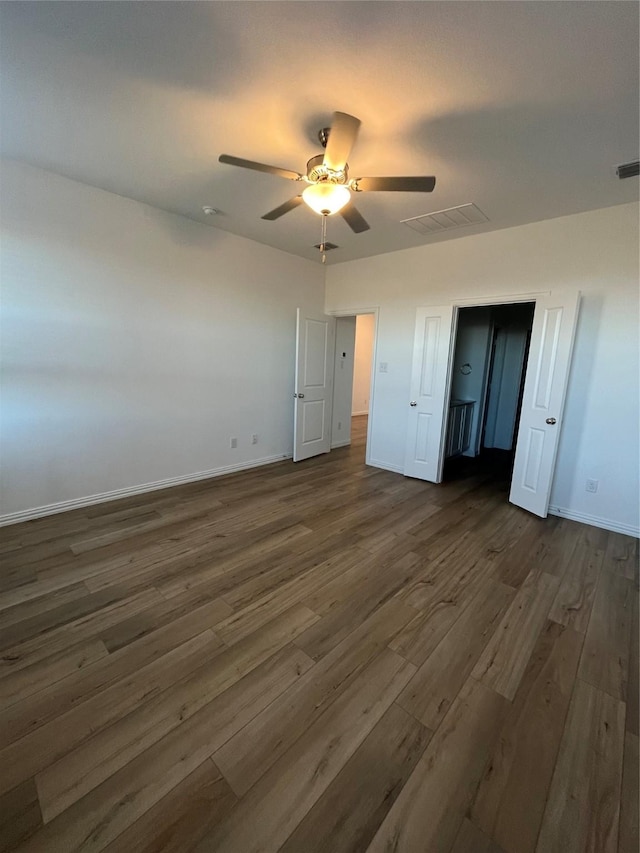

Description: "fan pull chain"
315 213 328 264
319 214 328 264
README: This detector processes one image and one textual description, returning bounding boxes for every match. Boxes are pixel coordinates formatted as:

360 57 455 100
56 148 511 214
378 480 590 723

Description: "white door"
509 291 580 516
293 309 336 462
403 305 456 481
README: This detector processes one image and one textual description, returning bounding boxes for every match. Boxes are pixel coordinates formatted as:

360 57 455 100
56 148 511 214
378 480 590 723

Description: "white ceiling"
1 1 638 264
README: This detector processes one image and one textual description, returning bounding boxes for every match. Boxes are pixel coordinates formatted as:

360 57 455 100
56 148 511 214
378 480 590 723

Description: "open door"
293 309 336 462
403 305 456 481
509 291 580 516
404 291 580 513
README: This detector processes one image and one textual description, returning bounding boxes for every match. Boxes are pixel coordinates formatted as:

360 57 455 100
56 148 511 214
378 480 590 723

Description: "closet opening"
442 302 535 485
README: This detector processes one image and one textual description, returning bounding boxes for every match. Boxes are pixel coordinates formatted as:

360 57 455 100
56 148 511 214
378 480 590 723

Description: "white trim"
328 306 380 317
330 440 351 449
548 505 639 538
368 458 404 475
6 457 635 538
452 291 548 307
351 410 369 417
0 454 291 527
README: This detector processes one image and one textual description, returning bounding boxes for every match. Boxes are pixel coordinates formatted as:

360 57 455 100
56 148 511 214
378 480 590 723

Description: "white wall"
450 307 492 455
352 313 375 415
482 303 534 451
483 326 525 450
326 203 640 536
331 316 356 447
0 159 325 521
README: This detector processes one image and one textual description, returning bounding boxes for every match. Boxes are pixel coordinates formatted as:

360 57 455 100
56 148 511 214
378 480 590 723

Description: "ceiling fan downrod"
318 127 331 148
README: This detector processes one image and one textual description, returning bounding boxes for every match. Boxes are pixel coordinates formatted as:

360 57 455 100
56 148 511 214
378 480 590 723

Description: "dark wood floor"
0 416 638 852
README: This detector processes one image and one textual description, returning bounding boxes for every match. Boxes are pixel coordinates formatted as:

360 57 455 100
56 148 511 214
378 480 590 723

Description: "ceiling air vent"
314 241 339 251
616 160 639 179
402 203 489 236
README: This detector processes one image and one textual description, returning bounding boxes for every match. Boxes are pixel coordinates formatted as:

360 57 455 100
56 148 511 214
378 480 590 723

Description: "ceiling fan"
218 111 436 236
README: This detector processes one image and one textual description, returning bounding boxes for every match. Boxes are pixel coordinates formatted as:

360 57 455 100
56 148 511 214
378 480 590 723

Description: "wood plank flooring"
1 416 638 853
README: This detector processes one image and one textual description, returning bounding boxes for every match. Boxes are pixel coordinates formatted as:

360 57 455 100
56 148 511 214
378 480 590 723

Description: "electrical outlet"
251 434 258 445
585 479 599 493
230 437 237 449
379 362 388 373
338 421 342 430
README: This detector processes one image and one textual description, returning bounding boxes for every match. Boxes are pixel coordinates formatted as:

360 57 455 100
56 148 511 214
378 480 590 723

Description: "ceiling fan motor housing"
306 154 348 185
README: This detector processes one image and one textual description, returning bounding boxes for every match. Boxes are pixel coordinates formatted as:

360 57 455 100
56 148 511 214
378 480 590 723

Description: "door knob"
545 417 556 425
298 393 305 399
410 401 417 407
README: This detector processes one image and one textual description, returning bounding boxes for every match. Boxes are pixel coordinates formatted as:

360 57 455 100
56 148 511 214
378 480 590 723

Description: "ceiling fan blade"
219 154 302 181
323 112 361 172
261 196 304 221
354 176 436 193
339 202 370 234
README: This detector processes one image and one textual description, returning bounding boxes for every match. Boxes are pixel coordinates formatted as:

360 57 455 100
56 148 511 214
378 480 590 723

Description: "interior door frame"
327 306 379 467
443 291 549 472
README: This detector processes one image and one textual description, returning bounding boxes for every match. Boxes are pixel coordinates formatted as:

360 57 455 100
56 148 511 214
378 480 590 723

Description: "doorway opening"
442 302 535 487
403 290 579 516
331 313 376 459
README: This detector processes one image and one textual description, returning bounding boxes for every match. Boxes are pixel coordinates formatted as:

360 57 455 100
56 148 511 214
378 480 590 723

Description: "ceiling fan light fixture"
302 183 350 216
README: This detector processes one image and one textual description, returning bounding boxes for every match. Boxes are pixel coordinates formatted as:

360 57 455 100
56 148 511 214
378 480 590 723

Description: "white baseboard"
368 458 405 475
10 463 635 539
330 440 351 449
548 505 639 538
351 410 369 417
0 454 292 527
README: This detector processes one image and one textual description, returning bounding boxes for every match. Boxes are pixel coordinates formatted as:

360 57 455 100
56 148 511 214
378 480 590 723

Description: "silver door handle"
546 417 556 425
410 401 417 407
